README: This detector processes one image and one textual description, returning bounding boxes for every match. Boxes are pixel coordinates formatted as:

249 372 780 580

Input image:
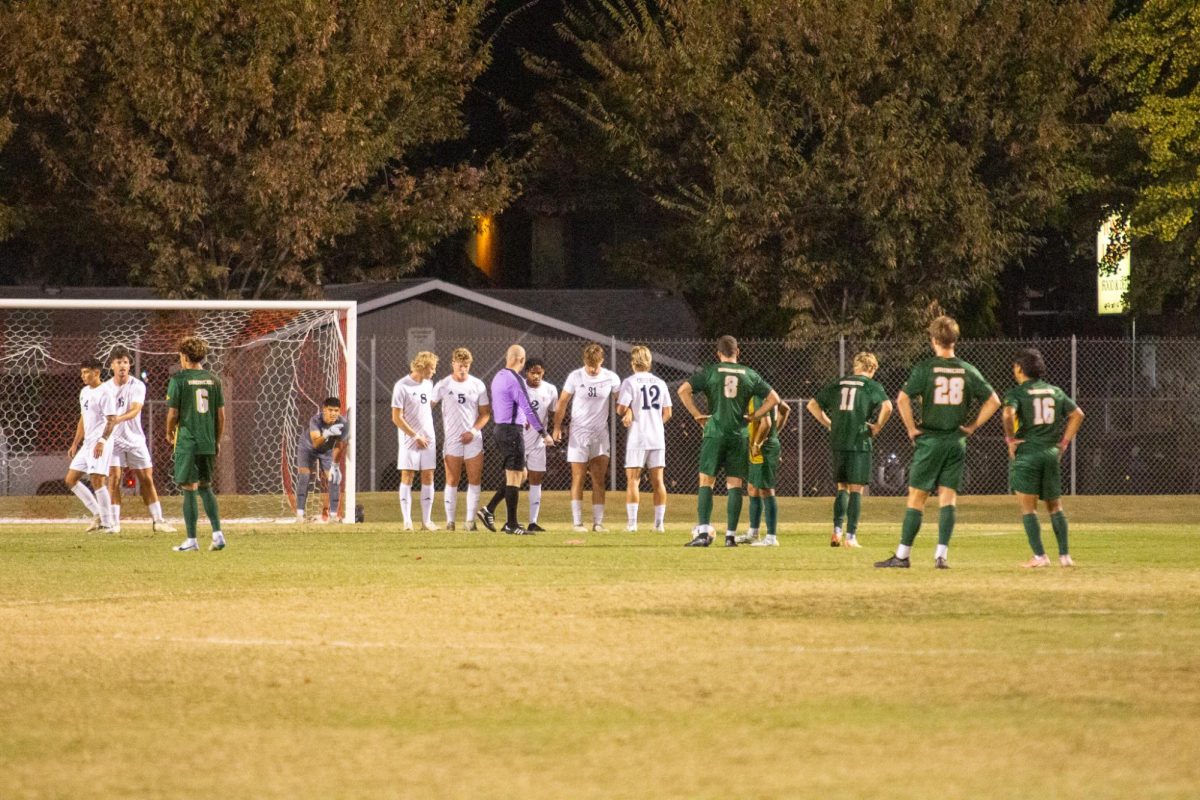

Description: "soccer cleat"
526 522 546 532
108 525 121 535
935 557 950 569
209 534 226 551
1022 554 1051 568
751 535 779 547
653 524 666 533
173 539 199 552
421 522 439 531
735 532 758 545
684 531 713 547
466 522 478 532
830 532 843 547
502 523 528 535
312 515 329 525
843 536 862 549
476 507 497 532
592 523 608 532
152 519 177 533
86 515 104 532
625 524 638 532
402 522 414 532
572 524 588 533
445 521 456 531
724 534 738 547
874 555 910 568
1059 554 1075 567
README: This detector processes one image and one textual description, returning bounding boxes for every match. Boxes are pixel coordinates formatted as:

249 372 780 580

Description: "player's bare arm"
775 400 790 433
660 402 673 425
1001 405 1022 460
746 389 781 422
69 417 85 459
805 398 832 432
1059 406 1085 456
214 406 225 457
676 382 708 428
897 391 921 440
466 401 491 444
165 407 179 445
961 392 1001 436
869 400 894 437
551 389 572 443
391 407 427 448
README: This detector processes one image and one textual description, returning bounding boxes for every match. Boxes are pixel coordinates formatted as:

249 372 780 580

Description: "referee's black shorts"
494 423 526 471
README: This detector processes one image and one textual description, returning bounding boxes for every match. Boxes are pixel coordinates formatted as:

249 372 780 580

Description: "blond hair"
178 336 209 364
583 343 604 367
630 345 652 371
853 352 879 374
928 316 960 348
451 347 472 364
411 351 439 372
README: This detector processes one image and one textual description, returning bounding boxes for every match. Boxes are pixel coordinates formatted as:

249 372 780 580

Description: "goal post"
0 298 356 523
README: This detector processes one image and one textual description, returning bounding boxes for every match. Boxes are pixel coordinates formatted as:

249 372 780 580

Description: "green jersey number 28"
933 377 964 405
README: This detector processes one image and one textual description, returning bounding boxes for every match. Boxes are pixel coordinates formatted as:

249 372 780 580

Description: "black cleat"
476 507 497 532
502 523 528 535
874 555 911 568
725 535 737 547
684 532 713 548
935 557 950 569
526 522 546 532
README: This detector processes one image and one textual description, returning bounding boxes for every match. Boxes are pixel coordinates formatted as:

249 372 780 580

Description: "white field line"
0 517 291 525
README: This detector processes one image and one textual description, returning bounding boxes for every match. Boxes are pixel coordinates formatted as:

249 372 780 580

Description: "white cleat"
403 522 414 531
1059 554 1075 567
421 522 440 531
843 536 862 549
108 525 121 535
625 524 638 532
209 534 226 551
751 535 779 546
653 524 666 533
152 520 177 533
85 515 104 532
173 539 199 552
592 523 608 532
445 521 456 531
1022 554 1051 568
735 532 758 545
572 524 587 533
466 522 477 532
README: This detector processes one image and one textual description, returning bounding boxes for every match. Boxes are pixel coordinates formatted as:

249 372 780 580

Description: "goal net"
0 299 356 523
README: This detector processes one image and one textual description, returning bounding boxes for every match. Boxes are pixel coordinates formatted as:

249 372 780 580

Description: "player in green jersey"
1002 348 1085 568
165 336 226 553
677 335 781 547
808 351 893 548
875 316 1000 569
739 395 791 546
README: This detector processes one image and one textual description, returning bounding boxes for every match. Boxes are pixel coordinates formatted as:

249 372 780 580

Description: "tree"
0 1 512 297
539 0 1110 336
1096 0 1200 313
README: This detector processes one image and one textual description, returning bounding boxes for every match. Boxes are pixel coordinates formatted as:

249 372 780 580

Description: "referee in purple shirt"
478 344 554 534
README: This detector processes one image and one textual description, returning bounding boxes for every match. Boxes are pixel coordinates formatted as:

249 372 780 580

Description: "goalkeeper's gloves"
326 423 345 437
329 464 342 484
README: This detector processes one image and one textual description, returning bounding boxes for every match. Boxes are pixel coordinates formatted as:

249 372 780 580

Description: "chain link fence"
357 335 1200 499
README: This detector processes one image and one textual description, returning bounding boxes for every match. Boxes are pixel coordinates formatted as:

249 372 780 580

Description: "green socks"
1023 513 1045 556
900 508 923 546
764 496 778 535
198 486 222 532
1050 511 1069 556
726 488 744 532
938 505 956 546
846 491 862 534
182 489 199 538
833 490 848 528
748 495 762 529
698 487 714 526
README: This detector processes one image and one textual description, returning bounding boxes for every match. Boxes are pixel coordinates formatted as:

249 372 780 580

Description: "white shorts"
112 439 153 470
524 443 547 473
625 447 665 470
398 443 436 472
442 435 483 459
567 429 610 463
70 437 114 476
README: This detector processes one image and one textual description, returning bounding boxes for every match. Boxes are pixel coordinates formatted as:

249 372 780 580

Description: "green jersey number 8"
196 388 209 414
723 375 738 398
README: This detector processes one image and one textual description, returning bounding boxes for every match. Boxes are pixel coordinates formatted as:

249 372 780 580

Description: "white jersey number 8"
933 376 964 405
723 375 739 398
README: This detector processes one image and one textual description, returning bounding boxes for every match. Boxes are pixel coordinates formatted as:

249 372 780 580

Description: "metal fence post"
1070 335 1077 496
798 400 804 497
370 335 377 493
839 335 846 376
610 335 618 489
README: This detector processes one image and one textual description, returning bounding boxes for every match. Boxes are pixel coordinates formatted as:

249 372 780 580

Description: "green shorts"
173 443 215 486
748 439 781 490
833 450 872 485
1009 446 1062 501
699 433 749 480
908 433 967 493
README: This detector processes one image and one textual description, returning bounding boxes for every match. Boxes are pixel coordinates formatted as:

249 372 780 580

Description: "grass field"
2 493 1199 799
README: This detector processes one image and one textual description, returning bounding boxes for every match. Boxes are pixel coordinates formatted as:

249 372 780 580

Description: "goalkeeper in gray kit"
294 397 350 523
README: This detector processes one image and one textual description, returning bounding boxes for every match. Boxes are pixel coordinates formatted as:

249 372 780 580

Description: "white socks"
593 504 604 525
466 485 481 524
626 503 638 526
148 500 164 523
420 484 434 526
112 503 122 526
571 500 583 526
528 485 542 524
71 482 99 515
654 505 666 527
399 484 413 524
444 486 458 524
94 486 113 527
896 543 913 559
934 544 949 560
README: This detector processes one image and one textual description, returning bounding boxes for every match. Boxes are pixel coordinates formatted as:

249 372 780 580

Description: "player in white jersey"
64 357 117 532
616 346 673 532
552 342 621 531
392 350 438 530
432 348 490 530
100 346 174 533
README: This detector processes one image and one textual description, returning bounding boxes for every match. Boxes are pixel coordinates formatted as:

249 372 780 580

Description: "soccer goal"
0 298 356 523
